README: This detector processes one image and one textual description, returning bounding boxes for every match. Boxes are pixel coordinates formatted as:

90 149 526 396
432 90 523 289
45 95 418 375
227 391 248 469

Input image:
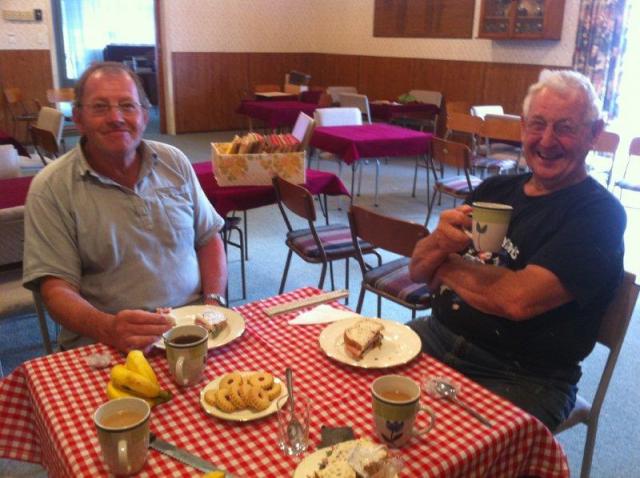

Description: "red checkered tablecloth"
0 288 569 477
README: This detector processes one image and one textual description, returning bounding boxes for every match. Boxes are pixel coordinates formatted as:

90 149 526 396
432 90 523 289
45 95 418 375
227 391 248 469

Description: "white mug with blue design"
371 375 435 448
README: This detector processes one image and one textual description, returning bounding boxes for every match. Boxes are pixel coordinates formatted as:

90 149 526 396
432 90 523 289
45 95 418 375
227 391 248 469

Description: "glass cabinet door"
480 0 512 36
514 0 545 35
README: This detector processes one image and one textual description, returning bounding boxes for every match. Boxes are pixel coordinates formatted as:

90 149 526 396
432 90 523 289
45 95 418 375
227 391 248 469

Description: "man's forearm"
197 234 228 298
409 233 454 287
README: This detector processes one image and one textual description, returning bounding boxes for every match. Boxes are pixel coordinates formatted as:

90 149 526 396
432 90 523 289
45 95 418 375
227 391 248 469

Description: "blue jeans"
407 316 578 431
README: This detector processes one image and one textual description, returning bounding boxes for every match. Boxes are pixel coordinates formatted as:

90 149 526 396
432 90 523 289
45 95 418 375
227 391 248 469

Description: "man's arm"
434 252 573 321
40 277 174 352
197 234 228 305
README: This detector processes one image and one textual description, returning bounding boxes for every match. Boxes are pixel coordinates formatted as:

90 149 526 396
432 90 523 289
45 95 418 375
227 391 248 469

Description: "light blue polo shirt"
23 139 224 348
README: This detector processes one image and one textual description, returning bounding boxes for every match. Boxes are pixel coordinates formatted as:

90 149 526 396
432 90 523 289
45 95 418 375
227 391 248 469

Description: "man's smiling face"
522 87 602 193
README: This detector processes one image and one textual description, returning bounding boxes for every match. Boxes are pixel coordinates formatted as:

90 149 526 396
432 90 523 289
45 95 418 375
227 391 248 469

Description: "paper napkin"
288 304 361 325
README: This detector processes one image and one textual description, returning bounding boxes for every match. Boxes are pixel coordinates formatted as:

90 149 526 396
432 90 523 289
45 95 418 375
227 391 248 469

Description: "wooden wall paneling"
0 50 53 141
357 55 414 100
438 60 488 107
411 58 447 94
248 53 288 91
172 52 249 134
483 63 543 115
305 53 360 92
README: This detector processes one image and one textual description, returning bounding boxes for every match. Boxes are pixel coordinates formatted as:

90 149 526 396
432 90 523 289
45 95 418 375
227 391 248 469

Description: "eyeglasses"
523 117 591 139
79 101 145 116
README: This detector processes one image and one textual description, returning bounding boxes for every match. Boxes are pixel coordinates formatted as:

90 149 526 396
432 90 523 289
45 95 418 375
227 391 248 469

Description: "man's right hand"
109 309 175 353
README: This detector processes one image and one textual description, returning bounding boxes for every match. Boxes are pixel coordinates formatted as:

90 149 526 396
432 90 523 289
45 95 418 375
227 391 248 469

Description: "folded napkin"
288 304 361 325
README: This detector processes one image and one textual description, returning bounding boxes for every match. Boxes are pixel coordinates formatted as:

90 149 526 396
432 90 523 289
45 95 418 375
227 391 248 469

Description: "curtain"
572 0 630 120
60 0 155 79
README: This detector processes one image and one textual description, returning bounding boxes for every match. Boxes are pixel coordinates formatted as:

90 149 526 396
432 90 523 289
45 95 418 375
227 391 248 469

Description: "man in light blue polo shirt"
23 62 227 352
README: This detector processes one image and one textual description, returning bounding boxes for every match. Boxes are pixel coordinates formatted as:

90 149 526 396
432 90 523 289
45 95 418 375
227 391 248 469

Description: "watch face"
207 294 226 306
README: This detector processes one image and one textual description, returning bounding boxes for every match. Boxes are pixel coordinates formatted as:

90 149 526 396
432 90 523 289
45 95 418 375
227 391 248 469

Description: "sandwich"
314 439 391 478
343 319 384 360
194 310 227 338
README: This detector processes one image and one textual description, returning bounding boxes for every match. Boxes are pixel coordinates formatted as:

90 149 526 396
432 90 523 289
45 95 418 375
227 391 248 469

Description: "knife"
149 433 234 476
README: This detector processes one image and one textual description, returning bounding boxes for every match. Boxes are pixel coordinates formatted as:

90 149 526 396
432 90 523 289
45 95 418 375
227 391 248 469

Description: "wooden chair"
586 130 620 189
22 107 64 169
0 206 54 369
476 116 522 174
272 176 378 294
425 137 482 226
393 89 442 134
221 216 246 303
30 127 60 166
445 100 472 115
46 88 80 149
613 137 640 204
555 271 639 478
348 205 431 319
3 87 39 139
327 86 357 105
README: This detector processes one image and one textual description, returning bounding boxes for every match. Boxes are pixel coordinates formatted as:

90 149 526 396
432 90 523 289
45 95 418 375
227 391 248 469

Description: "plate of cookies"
200 370 287 422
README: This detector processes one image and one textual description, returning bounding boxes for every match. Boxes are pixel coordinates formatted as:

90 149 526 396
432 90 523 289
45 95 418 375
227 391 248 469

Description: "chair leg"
357 161 363 197
243 210 248 260
374 159 380 207
580 421 598 478
279 250 293 294
237 225 246 300
377 294 382 317
328 261 335 290
356 287 366 313
412 309 417 320
412 156 419 198
344 258 349 305
425 187 438 227
318 262 328 290
33 291 53 354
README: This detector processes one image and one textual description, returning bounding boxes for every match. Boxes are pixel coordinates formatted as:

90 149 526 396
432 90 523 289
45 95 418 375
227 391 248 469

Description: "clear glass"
276 394 310 456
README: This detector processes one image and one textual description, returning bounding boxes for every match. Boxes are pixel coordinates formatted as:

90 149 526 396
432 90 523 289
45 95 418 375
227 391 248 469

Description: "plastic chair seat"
436 175 482 196
363 257 431 305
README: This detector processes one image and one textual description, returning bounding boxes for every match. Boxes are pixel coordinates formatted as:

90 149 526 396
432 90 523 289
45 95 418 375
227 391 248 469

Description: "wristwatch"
203 293 227 307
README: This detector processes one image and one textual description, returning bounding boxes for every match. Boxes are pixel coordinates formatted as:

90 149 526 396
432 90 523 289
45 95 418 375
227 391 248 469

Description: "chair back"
593 130 620 155
432 137 472 170
314 107 363 127
471 105 504 119
446 113 483 151
326 86 357 104
31 127 60 164
291 112 315 150
348 205 428 258
272 176 317 231
629 136 640 156
254 84 281 93
46 87 75 104
446 100 472 114
480 116 522 143
597 271 639 351
0 206 25 267
409 90 442 107
338 93 371 124
4 87 38 117
36 107 64 144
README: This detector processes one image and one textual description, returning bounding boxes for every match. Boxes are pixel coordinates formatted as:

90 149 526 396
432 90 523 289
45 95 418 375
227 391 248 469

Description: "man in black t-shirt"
409 70 626 430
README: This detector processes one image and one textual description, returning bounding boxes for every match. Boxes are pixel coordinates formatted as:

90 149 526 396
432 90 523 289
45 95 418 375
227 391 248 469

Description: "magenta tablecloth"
370 102 439 122
0 287 569 477
192 161 348 217
0 130 29 157
236 101 318 129
310 124 432 165
0 176 33 209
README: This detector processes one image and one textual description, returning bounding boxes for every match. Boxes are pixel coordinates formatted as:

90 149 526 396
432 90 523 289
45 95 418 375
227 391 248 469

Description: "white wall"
0 0 52 50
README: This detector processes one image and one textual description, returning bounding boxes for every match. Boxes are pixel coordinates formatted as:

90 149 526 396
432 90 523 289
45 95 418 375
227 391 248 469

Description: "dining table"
236 101 318 131
0 287 569 477
309 123 433 206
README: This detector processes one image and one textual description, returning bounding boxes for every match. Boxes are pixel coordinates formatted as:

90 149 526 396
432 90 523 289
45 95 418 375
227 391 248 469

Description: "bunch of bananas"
106 350 172 407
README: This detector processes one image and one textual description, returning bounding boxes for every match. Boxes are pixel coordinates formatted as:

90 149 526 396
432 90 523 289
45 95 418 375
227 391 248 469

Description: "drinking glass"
276 394 310 455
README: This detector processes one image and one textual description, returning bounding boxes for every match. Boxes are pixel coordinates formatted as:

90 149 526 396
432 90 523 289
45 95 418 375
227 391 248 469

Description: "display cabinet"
478 0 565 40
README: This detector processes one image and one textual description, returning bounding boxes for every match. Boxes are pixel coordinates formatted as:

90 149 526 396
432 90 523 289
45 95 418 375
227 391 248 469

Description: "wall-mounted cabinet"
478 0 565 40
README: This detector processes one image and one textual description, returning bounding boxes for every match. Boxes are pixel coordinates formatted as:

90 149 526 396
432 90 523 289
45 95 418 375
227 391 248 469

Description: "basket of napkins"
212 133 306 186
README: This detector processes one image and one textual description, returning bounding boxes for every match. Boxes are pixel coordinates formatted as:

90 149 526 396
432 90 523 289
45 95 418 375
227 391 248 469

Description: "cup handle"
413 405 436 436
175 356 186 386
117 438 128 472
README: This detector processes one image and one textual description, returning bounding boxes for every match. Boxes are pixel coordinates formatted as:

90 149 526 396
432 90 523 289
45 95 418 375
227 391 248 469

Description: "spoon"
285 368 304 443
431 378 493 428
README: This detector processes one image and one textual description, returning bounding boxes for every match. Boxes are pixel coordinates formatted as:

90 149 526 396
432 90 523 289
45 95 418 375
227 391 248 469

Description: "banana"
110 364 170 400
125 350 158 384
106 380 172 407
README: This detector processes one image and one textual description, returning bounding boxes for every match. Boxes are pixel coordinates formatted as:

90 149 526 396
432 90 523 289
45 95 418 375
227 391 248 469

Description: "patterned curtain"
573 0 630 120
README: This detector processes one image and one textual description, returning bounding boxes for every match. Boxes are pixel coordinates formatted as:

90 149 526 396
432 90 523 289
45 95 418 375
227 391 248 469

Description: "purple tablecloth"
369 102 440 122
0 176 33 209
310 124 432 165
236 101 318 129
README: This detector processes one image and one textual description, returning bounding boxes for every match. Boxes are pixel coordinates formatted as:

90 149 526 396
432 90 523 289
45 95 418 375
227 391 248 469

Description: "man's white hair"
522 69 601 122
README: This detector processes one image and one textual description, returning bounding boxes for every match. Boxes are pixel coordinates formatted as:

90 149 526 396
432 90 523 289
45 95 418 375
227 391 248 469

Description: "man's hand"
109 310 174 353
410 205 472 287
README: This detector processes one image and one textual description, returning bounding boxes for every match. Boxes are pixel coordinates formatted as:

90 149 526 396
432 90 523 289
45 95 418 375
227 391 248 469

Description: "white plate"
293 440 398 478
318 318 421 369
199 371 286 422
155 305 245 350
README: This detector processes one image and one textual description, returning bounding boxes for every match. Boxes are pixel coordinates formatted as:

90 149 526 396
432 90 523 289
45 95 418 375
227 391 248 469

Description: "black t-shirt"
433 174 626 370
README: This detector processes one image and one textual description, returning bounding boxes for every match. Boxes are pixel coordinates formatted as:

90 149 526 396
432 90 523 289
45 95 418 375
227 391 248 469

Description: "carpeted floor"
1 118 639 476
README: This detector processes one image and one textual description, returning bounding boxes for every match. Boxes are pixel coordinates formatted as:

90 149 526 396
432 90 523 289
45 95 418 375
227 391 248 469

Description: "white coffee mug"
94 397 150 476
371 375 435 448
163 324 208 387
471 202 513 253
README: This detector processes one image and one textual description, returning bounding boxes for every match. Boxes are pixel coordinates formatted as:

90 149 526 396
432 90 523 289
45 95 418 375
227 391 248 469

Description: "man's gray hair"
522 69 601 122
73 61 151 109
